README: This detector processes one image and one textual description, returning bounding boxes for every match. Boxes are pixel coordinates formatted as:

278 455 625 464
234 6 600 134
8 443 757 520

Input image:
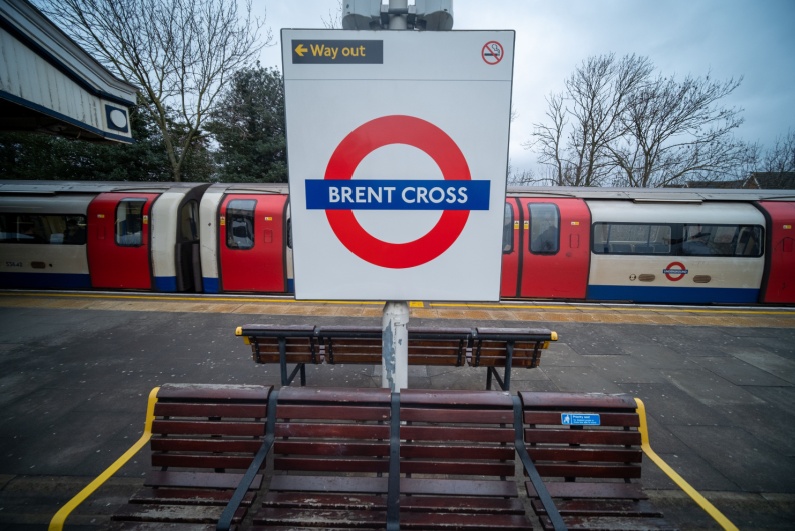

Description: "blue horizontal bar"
305 180 490 210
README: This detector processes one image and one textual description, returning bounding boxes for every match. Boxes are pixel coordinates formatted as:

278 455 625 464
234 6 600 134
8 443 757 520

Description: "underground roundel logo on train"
304 115 490 269
663 261 689 282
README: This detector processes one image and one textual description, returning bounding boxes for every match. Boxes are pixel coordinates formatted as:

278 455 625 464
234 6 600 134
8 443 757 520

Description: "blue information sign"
561 413 601 426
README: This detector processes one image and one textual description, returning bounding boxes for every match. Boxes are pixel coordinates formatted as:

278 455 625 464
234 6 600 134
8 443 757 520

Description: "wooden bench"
237 324 557 390
111 383 274 529
519 391 675 530
245 386 553 530
56 387 728 530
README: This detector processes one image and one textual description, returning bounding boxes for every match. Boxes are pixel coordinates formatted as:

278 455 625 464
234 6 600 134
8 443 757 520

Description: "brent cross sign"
282 29 515 301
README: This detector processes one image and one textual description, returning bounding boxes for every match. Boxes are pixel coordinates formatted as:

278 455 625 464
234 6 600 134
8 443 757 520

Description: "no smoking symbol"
482 41 504 65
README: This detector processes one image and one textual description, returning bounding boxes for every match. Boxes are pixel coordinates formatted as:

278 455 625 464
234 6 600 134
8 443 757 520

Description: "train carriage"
198 183 292 294
1 181 793 305
0 181 208 291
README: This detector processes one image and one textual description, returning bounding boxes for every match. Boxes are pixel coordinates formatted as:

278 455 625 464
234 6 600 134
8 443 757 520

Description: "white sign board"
283 29 514 301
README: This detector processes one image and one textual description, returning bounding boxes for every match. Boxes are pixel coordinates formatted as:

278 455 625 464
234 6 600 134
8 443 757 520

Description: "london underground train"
1 181 793 305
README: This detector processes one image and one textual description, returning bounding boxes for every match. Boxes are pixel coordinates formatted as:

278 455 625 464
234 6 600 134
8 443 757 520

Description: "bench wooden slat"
539 515 677 530
275 423 389 439
144 471 263 490
152 419 265 437
400 388 514 407
257 507 387 527
521 391 637 410
401 407 514 424
262 492 386 510
274 456 390 474
269 475 388 494
109 523 222 530
276 404 390 422
401 477 517 497
535 463 642 479
277 386 391 404
532 498 664 517
401 425 514 443
402 460 515 477
156 383 270 401
150 438 263 454
525 428 642 446
154 403 268 418
526 481 648 500
274 440 389 457
528 447 643 463
129 487 256 506
112 503 245 524
401 496 525 514
400 511 532 530
151 454 265 470
401 443 514 461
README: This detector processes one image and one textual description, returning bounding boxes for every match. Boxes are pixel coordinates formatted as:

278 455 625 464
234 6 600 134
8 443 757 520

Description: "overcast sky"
255 0 795 175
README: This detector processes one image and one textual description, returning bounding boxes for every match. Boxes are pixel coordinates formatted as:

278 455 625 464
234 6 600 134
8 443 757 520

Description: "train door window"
528 203 559 254
179 200 199 242
116 199 145 246
227 199 256 250
502 202 514 253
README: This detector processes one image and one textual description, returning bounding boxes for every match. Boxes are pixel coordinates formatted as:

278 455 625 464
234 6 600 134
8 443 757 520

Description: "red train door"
218 194 288 292
516 197 591 299
759 201 795 303
500 199 521 297
87 192 159 289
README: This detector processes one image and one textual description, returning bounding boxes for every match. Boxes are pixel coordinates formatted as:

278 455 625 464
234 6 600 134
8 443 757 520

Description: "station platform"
0 291 793 529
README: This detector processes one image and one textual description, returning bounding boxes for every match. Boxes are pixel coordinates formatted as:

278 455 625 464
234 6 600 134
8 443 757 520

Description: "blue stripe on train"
587 285 760 304
0 272 92 289
153 276 177 292
203 277 220 293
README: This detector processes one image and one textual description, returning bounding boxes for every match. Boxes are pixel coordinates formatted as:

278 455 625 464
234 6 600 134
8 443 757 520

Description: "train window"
592 223 672 254
682 224 763 257
116 199 145 246
179 200 199 242
529 203 559 254
227 199 256 250
502 203 513 253
0 214 86 245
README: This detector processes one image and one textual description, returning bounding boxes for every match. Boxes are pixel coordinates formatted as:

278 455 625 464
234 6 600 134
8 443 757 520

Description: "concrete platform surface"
0 293 793 529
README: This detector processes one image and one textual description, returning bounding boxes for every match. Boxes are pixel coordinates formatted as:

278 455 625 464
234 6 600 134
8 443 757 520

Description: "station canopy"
0 0 137 143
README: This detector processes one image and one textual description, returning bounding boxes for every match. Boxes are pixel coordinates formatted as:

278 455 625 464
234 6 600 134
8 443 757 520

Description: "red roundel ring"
665 261 687 281
324 115 471 269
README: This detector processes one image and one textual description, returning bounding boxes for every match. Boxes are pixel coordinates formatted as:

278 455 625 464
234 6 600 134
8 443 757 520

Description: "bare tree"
528 54 749 188
39 0 270 182
610 74 746 187
526 54 652 186
763 129 795 174
322 1 343 29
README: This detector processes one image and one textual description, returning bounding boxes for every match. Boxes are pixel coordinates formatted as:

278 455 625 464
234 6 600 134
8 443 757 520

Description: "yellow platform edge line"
635 398 739 531
48 386 160 531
